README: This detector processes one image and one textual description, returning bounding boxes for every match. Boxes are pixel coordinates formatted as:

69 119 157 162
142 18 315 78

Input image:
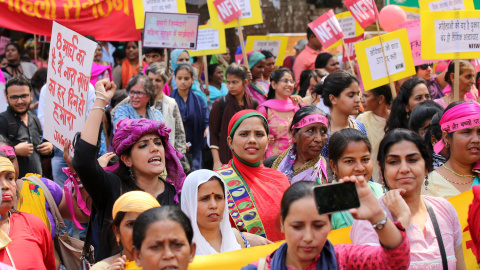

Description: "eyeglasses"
7 94 30 102
418 63 433 70
279 79 295 85
129 90 147 98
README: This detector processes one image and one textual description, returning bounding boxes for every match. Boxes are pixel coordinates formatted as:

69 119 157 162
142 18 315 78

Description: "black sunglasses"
418 63 433 70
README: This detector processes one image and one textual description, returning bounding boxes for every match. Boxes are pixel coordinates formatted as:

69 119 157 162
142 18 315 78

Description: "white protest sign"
367 39 406 81
44 22 96 153
0 84 6 113
143 12 200 49
143 0 179 12
338 16 357 39
188 26 226 57
435 19 480 53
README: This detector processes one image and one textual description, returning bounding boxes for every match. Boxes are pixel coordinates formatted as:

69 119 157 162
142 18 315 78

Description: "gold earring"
116 237 120 246
445 143 450 148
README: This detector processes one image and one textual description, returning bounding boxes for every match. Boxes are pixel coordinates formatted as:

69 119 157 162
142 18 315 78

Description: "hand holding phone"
313 182 360 215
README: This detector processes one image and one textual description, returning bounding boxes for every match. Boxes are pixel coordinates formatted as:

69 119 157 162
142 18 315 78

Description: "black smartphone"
313 182 360 215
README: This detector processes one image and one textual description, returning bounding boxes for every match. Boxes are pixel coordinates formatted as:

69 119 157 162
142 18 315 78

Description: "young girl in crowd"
244 51 268 104
435 60 478 108
181 170 251 255
242 180 411 270
170 49 207 105
385 77 431 134
351 129 466 269
171 64 209 171
133 206 196 270
90 191 160 270
328 129 385 229
73 79 186 261
257 68 301 158
423 101 480 199
205 63 228 110
357 84 392 183
210 64 259 169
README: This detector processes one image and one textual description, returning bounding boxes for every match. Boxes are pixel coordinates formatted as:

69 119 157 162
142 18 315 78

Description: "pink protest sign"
344 0 378 29
308 10 344 49
214 0 242 24
0 36 11 55
144 12 200 49
343 34 364 62
398 19 437 66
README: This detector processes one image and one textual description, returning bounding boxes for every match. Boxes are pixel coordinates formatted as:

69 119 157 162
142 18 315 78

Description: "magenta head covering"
112 118 186 202
434 102 480 154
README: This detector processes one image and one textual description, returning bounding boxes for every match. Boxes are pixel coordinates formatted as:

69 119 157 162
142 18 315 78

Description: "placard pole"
454 59 459 101
164 48 168 70
342 39 355 74
138 40 143 67
374 18 396 97
237 19 250 71
203 55 209 91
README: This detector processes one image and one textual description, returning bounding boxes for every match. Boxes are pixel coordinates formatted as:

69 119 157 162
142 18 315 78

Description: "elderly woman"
216 110 290 242
72 79 186 261
112 75 164 128
243 51 268 104
351 129 466 269
90 191 160 270
269 106 328 184
181 170 250 255
422 101 480 199
0 154 55 269
1 43 37 80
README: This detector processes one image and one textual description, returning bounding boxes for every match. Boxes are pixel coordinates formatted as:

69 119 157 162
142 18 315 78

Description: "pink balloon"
379 5 407 32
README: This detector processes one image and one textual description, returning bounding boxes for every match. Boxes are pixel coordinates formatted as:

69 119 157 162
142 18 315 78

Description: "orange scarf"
121 60 146 88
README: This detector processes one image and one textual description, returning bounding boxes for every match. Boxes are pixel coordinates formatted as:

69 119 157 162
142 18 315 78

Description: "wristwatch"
371 211 388 230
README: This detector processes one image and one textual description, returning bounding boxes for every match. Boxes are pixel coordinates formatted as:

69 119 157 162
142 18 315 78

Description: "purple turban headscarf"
112 118 186 202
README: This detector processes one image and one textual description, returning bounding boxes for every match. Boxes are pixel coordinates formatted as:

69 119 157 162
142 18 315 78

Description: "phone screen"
313 182 360 215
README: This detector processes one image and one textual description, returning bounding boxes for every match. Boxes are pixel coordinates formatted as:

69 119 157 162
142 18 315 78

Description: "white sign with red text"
344 0 378 29
44 22 96 153
308 10 344 49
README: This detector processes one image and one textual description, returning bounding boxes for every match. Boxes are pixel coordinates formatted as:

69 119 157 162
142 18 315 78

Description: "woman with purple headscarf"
72 79 186 261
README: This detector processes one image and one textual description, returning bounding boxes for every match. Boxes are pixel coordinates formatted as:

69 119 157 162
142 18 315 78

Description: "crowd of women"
1 30 480 270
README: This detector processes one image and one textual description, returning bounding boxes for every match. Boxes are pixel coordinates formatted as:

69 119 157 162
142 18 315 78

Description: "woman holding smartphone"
242 180 411 270
350 129 466 269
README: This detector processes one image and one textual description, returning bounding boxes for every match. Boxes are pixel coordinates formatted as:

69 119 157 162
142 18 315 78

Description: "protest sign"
207 0 263 28
398 19 436 66
327 11 365 49
44 22 96 153
0 36 11 55
343 34 364 62
245 36 289 66
143 13 199 49
421 10 480 60
355 28 415 91
133 0 186 29
188 25 227 57
344 0 378 29
308 10 344 49
214 0 242 24
419 0 475 11
0 84 6 114
400 6 421 20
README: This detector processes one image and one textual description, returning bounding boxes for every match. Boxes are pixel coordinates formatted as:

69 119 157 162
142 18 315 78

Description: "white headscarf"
180 169 242 255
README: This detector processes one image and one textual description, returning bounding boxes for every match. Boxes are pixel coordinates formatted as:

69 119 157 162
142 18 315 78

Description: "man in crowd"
292 27 324 85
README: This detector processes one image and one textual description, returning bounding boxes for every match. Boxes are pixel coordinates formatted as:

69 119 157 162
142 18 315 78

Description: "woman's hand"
63 142 75 174
382 189 411 229
242 232 272 247
289 95 303 106
204 127 209 138
246 70 253 81
340 176 384 222
97 152 116 168
106 255 127 270
95 79 117 102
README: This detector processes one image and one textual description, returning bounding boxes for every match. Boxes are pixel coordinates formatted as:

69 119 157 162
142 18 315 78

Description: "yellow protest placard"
399 6 421 21
188 25 227 57
327 11 365 50
132 0 187 29
355 28 415 91
419 0 475 11
421 10 480 60
245 36 289 66
207 0 263 29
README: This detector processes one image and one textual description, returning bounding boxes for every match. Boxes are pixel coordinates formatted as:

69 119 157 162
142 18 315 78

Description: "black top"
72 137 176 261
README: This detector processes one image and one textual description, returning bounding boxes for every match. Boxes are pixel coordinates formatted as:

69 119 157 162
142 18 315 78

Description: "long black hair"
321 70 359 108
408 100 444 134
267 68 294 100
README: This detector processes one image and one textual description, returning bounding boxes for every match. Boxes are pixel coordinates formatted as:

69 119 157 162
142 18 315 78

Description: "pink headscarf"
434 102 480 154
112 118 186 202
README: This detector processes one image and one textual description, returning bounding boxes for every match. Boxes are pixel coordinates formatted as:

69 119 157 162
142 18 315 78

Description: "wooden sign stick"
138 40 143 66
203 55 210 100
454 59 459 101
34 34 37 63
237 19 250 71
342 39 355 74
375 20 396 97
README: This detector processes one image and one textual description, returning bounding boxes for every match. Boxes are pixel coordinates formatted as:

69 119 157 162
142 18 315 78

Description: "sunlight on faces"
330 82 361 115
6 85 32 115
116 212 141 257
130 82 150 110
94 44 103 62
444 126 480 165
383 140 427 194
263 57 275 78
325 57 340 74
5 45 19 62
0 143 19 180
0 170 16 215
134 220 196 270
126 42 139 61
405 84 430 113
148 72 166 94
281 197 330 268
331 141 373 181
121 135 165 178
292 122 327 161
251 59 266 81
196 179 225 232
226 74 246 97
416 65 432 81
212 66 224 85
227 117 268 164
361 90 380 112
175 70 193 92
145 52 162 65
176 52 190 64
272 73 295 100
456 66 476 94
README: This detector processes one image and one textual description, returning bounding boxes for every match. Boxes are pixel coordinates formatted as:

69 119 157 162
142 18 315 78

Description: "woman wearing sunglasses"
112 75 164 129
415 63 447 100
